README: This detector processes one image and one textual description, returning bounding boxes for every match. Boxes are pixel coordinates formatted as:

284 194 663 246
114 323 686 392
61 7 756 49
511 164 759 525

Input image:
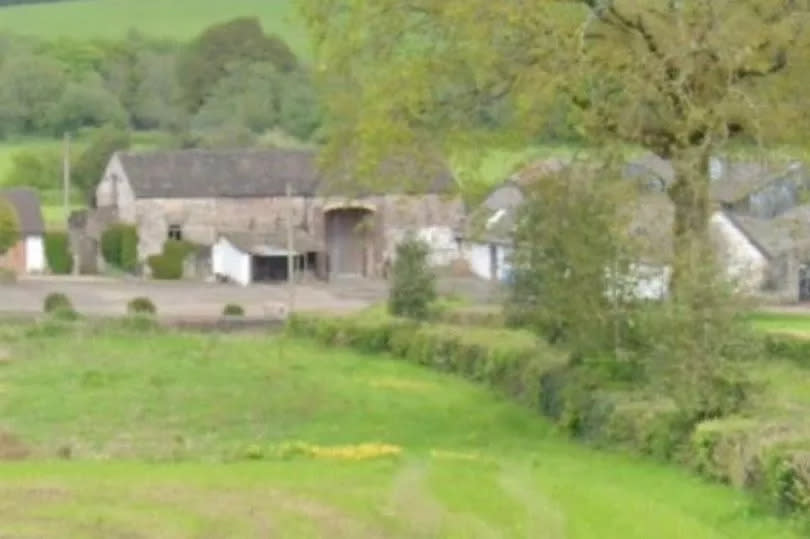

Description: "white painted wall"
709 212 768 293
212 237 252 286
459 241 513 281
25 235 45 273
387 226 460 267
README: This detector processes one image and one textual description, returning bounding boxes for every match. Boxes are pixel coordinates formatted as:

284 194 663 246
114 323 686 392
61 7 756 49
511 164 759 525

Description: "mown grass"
0 0 309 57
749 311 810 338
0 325 801 538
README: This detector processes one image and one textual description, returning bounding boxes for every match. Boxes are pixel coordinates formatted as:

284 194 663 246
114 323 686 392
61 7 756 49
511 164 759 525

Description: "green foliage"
3 148 61 190
506 162 637 356
127 296 156 316
388 236 436 320
177 17 297 113
43 292 72 313
73 126 131 202
44 230 72 274
147 239 194 280
222 303 245 317
0 53 66 136
0 196 19 254
47 75 128 135
100 223 137 272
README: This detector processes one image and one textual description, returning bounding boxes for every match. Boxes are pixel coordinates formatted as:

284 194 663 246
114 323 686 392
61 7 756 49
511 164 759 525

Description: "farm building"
0 188 45 275
91 148 463 282
459 156 810 302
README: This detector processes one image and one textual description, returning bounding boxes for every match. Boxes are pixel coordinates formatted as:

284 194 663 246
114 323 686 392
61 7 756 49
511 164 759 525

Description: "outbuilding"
212 230 324 286
0 188 45 275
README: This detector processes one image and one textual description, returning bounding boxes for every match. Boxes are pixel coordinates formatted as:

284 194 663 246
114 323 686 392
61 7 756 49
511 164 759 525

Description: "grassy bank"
0 323 800 537
0 0 309 57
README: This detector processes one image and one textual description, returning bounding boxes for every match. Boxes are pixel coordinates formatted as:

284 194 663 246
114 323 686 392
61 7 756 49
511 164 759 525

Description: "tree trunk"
667 151 712 298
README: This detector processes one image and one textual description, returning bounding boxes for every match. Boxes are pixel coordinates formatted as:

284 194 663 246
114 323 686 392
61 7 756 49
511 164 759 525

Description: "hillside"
0 0 308 55
0 324 801 538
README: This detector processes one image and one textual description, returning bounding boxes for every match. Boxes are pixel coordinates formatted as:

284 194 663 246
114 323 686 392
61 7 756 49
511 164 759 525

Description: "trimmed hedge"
148 239 195 280
288 314 562 408
763 334 810 369
223 303 245 317
44 231 73 275
289 312 810 519
127 297 156 316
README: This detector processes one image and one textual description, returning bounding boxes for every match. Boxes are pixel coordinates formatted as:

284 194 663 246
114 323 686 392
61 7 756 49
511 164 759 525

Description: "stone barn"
94 148 463 281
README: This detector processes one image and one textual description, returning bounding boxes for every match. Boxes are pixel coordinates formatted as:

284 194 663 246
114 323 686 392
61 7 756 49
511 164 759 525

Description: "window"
168 224 183 241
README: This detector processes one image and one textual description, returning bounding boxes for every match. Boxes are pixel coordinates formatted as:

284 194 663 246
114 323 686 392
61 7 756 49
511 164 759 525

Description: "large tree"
303 0 810 285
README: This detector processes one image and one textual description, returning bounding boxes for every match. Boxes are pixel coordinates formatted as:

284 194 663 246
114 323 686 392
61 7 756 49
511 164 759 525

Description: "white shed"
212 231 324 286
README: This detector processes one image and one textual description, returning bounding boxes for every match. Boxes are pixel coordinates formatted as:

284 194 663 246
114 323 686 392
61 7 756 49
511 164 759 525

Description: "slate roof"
220 229 324 256
0 188 44 236
116 148 456 199
724 206 810 259
625 152 806 204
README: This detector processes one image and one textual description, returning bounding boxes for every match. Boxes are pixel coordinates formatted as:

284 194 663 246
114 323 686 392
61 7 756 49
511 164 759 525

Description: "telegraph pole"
286 182 296 314
63 132 71 225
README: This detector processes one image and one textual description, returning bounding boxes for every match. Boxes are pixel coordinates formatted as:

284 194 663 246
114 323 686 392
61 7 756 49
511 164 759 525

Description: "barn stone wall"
130 193 464 277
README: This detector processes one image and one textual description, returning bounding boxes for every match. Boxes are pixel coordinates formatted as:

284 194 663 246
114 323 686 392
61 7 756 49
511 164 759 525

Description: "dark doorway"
252 256 289 282
800 264 810 302
325 208 374 278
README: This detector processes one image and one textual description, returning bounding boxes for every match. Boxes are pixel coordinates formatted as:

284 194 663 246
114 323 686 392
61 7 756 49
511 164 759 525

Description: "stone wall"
129 193 464 279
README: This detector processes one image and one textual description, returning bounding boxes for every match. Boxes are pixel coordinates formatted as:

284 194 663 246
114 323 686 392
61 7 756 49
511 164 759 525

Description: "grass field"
749 311 810 338
0 324 801 538
0 0 308 56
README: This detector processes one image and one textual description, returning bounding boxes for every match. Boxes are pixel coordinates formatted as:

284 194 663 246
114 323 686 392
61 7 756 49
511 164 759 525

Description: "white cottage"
0 188 45 275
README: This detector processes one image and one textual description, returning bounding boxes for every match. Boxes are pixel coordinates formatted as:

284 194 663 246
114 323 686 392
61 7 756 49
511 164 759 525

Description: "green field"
0 0 308 55
749 311 810 338
0 324 800 538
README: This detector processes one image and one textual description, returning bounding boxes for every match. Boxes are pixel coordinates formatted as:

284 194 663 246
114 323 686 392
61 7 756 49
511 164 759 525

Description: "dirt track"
0 276 388 318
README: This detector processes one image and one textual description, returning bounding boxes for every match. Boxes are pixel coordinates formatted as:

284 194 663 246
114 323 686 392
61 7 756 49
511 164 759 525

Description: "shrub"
127 297 156 316
0 197 19 255
147 240 194 280
43 292 72 313
388 236 436 319
101 223 138 272
223 303 245 317
44 231 73 275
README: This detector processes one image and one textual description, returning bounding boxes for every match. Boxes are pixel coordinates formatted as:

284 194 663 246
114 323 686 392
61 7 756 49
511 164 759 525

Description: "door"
800 264 810 302
325 208 372 278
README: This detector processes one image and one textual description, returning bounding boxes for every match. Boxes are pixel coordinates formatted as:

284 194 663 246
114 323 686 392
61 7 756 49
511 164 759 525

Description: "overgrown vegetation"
100 223 137 272
388 236 436 320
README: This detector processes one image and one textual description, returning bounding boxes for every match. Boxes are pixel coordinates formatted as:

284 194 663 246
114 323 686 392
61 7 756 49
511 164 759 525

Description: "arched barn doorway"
325 207 374 278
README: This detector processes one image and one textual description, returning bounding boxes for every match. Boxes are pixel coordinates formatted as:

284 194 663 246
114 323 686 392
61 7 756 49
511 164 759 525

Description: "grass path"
0 328 802 537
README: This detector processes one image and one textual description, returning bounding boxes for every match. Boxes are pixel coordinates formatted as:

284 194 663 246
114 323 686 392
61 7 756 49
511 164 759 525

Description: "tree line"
1 17 323 200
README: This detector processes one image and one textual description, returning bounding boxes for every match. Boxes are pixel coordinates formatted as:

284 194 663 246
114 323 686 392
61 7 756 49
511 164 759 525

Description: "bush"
101 223 138 272
388 236 436 320
763 334 810 368
43 292 72 313
0 197 19 255
288 313 560 408
223 303 245 317
44 231 73 275
127 297 156 316
147 239 194 280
